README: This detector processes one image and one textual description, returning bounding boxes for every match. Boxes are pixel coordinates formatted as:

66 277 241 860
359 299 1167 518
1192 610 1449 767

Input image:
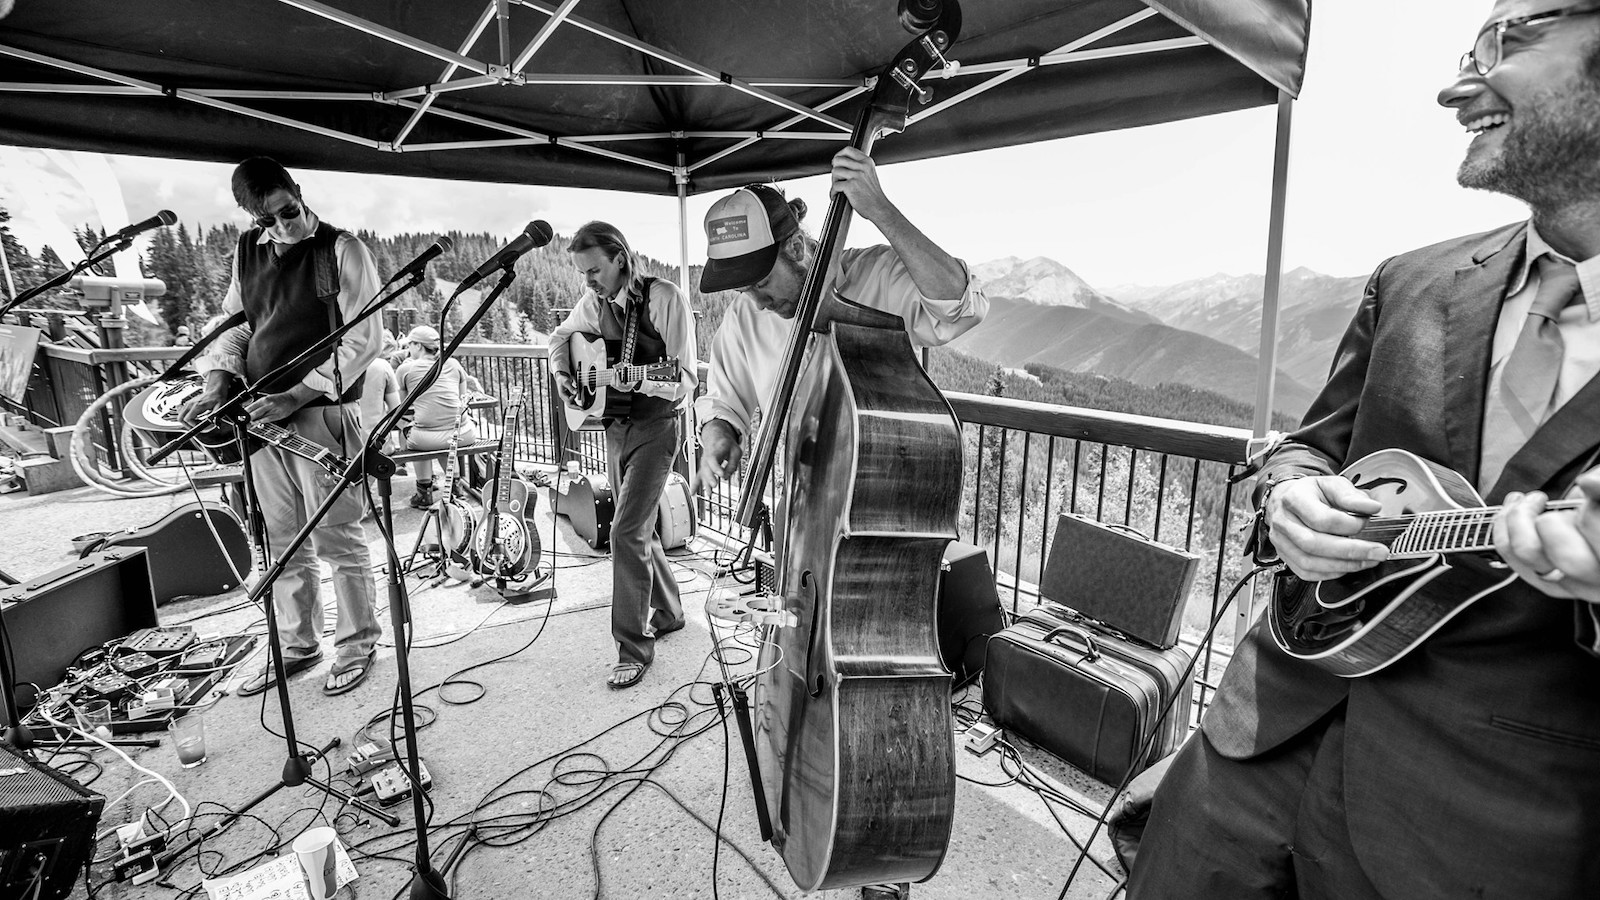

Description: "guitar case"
655 472 694 550
551 472 614 550
83 502 251 605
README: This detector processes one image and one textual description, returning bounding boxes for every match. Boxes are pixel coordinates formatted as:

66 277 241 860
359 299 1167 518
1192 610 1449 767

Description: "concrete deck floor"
2 472 1125 900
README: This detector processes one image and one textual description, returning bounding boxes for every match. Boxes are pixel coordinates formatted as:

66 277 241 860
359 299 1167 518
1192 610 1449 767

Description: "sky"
0 1 1529 292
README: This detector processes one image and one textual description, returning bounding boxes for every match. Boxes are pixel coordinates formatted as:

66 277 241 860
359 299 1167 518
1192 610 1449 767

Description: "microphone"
384 236 454 287
456 221 553 292
114 210 178 240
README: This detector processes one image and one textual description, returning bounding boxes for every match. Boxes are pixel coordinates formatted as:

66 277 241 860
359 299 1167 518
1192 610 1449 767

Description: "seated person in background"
359 346 401 457
395 324 483 508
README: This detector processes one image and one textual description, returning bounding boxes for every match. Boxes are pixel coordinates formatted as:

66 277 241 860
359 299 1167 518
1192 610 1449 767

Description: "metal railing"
11 342 1255 723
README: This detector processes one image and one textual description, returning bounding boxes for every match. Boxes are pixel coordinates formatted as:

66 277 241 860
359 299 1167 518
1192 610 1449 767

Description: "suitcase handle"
1041 625 1101 663
1102 521 1152 542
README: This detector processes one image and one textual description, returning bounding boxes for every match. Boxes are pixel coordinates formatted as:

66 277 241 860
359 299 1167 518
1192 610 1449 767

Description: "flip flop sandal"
607 661 648 690
323 652 375 696
238 652 324 697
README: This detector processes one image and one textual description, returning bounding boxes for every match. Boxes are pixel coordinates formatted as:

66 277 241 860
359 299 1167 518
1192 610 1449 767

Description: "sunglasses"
252 201 303 229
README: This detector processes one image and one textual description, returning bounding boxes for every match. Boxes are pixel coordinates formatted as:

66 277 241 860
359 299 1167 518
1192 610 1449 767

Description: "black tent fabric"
0 1 1309 195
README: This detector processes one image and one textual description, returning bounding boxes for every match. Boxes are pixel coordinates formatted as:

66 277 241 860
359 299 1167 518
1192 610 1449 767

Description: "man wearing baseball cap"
695 146 988 490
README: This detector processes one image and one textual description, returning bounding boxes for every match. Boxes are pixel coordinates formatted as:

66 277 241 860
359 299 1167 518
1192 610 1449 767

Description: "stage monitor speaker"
0 743 104 900
0 549 158 722
939 541 1007 689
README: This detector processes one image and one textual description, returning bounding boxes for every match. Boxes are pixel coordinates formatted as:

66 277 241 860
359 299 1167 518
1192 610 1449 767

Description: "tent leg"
1252 90 1294 438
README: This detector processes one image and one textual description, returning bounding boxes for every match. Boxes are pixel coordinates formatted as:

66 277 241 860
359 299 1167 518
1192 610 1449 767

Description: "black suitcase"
982 605 1194 784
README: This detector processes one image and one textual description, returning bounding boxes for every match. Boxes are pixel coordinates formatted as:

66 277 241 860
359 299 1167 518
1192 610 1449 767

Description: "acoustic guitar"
472 388 539 582
1268 448 1585 677
561 331 678 430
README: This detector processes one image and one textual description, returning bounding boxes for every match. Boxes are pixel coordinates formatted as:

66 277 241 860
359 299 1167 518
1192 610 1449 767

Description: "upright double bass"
739 1 963 890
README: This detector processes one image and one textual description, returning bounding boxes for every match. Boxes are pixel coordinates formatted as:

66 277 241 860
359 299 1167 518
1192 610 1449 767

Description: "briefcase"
1041 514 1199 649
982 606 1194 784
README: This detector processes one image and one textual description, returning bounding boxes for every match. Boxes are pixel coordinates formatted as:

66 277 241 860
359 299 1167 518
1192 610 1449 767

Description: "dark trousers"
605 414 683 667
1127 707 1385 900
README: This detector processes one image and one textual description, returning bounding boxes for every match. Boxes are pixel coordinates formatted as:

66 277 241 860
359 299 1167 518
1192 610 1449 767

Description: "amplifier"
938 541 1007 688
0 744 104 900
1 550 158 722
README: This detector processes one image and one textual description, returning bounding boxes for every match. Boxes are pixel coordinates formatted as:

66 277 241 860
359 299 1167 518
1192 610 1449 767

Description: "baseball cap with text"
699 184 800 293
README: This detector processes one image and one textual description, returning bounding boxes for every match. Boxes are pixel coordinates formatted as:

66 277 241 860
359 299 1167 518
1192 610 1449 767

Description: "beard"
1457 79 1600 209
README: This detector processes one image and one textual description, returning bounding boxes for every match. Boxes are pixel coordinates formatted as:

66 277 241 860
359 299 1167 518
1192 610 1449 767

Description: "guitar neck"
584 360 673 388
250 422 345 474
1367 499 1585 557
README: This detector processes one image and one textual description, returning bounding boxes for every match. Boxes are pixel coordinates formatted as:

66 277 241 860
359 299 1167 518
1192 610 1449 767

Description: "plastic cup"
167 713 207 767
293 826 339 900
77 700 112 739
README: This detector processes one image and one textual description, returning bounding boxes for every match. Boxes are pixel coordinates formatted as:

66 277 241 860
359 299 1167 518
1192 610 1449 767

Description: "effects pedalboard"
347 739 434 806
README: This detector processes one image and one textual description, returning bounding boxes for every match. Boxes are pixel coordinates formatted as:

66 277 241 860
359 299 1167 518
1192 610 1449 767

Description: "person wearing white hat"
694 147 989 491
395 324 482 508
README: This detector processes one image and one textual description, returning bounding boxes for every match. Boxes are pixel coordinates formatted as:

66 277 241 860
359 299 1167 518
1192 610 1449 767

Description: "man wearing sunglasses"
185 157 384 698
1123 3 1600 898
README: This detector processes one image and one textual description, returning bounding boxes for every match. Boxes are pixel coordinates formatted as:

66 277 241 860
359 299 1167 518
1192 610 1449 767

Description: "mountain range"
956 256 1370 419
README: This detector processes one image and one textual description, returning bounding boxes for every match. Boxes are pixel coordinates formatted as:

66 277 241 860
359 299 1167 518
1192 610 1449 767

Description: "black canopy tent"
0 0 1310 428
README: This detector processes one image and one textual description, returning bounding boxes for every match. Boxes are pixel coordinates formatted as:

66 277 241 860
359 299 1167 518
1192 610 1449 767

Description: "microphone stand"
363 268 521 900
0 233 139 320
154 273 450 871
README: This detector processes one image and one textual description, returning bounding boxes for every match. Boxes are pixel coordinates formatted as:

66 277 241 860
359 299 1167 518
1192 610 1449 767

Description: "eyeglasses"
252 201 303 229
1460 2 1600 75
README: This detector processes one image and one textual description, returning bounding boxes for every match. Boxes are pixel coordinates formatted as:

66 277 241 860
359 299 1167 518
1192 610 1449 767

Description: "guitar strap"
618 275 653 366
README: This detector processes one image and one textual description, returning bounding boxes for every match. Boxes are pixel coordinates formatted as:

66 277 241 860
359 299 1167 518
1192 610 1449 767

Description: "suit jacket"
1203 223 1600 899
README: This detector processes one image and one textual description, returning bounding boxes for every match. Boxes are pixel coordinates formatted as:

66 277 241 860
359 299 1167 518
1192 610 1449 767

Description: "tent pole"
1252 90 1294 438
676 154 691 301
1242 89 1295 639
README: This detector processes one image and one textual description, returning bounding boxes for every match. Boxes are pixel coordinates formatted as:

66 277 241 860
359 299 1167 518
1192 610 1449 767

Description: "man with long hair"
550 221 697 690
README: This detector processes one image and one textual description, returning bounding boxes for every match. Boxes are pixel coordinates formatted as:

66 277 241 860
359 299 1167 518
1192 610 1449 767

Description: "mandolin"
1268 448 1585 677
561 331 678 430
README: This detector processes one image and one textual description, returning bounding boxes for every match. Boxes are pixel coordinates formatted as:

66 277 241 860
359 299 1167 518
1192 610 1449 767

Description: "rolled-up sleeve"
205 253 251 380
299 233 381 401
839 245 988 348
636 279 698 406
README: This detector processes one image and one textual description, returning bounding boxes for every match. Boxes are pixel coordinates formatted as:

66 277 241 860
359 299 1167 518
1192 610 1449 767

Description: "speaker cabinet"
0 744 104 900
938 541 1007 688
0 549 158 721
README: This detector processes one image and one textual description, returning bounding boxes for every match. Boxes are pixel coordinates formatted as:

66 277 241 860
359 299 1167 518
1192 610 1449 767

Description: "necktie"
1478 256 1583 491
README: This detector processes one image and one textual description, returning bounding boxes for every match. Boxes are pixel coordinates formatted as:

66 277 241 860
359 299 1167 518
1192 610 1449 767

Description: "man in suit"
1126 3 1600 897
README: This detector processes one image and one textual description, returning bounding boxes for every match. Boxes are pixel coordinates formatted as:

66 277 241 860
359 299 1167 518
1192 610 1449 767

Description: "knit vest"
595 276 675 422
236 221 362 401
